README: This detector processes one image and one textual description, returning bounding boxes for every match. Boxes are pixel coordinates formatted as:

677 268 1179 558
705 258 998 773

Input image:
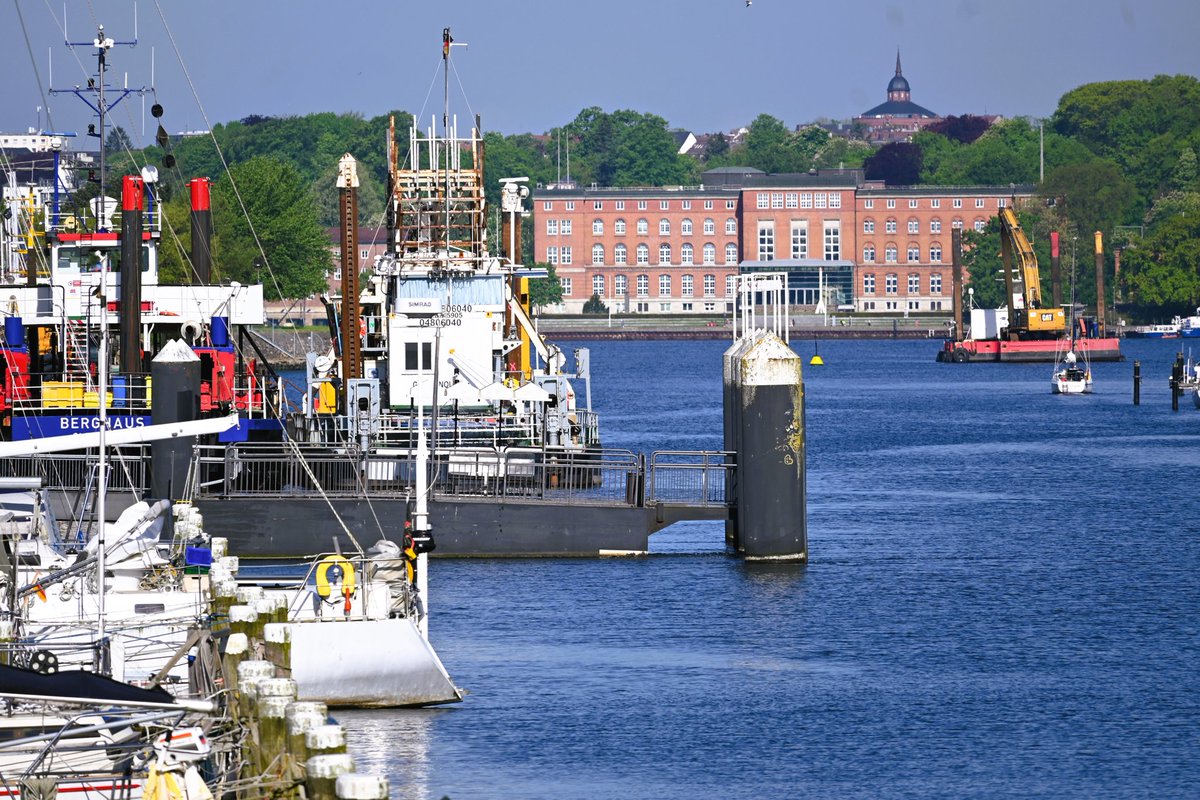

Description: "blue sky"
4 0 1198 146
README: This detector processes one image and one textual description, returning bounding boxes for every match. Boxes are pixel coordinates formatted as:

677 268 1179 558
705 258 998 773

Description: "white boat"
1051 349 1093 394
0 661 216 800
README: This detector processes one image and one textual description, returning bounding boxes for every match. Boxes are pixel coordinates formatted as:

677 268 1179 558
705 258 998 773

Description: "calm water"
335 337 1198 799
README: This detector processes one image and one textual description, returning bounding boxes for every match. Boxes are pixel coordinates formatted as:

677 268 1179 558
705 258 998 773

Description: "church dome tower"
887 51 911 102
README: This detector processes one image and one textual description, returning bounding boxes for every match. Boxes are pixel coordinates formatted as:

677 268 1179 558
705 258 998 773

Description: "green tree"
1039 160 1136 241
1120 210 1200 307
582 293 608 314
528 262 563 309
211 156 330 300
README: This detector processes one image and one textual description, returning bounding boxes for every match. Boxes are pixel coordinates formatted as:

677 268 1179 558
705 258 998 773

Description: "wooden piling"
335 774 389 800
257 678 298 777
286 701 328 764
305 753 355 800
1133 360 1141 405
306 724 348 757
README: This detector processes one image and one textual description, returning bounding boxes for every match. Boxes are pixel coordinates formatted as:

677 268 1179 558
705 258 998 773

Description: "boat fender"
181 320 203 342
315 555 356 602
953 347 969 363
403 525 417 585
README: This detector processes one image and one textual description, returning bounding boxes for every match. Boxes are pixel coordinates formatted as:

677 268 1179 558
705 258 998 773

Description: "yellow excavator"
998 206 1065 339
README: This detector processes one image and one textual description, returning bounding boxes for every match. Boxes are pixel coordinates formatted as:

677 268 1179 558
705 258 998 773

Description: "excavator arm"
997 206 1064 338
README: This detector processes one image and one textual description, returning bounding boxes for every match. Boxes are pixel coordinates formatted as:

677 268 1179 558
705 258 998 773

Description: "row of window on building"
544 198 739 212
861 272 944 295
563 270 947 300
561 273 735 299
546 218 738 236
539 194 1004 213
862 217 986 234
547 242 742 266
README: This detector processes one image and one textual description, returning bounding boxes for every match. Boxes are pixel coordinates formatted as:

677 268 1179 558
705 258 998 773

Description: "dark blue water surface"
336 337 1199 799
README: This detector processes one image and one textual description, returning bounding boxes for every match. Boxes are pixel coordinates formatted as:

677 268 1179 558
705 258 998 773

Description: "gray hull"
194 496 657 558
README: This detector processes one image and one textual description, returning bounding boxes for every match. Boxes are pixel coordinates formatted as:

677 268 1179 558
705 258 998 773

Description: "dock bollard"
306 753 355 800
306 724 348 757
257 678 298 777
1133 360 1140 405
222 633 249 711
228 605 260 641
1171 354 1183 411
335 774 389 800
263 623 292 675
286 702 328 765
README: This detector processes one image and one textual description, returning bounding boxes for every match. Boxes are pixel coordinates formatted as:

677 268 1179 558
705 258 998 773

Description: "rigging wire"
15 0 56 133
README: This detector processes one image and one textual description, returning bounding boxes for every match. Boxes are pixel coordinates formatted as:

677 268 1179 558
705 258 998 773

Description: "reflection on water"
328 338 1198 798
333 709 439 800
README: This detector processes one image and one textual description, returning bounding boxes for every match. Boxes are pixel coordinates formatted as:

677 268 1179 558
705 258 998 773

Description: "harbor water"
334 337 1198 799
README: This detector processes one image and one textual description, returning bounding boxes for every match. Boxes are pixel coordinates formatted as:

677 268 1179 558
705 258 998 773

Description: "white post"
414 396 429 639
96 253 108 642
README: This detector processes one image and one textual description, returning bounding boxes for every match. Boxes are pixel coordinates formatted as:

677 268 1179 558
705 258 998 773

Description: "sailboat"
1051 235 1094 395
1051 346 1093 394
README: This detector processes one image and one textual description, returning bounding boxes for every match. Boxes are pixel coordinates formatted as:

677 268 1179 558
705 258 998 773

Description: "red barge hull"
937 337 1123 363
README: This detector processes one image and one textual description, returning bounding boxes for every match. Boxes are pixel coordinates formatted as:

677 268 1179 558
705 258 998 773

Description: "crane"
997 206 1065 339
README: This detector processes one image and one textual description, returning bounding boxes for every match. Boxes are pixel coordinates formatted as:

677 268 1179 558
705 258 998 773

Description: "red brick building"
535 170 1032 315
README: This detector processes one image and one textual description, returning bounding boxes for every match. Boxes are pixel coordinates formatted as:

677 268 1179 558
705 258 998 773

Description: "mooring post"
1133 360 1140 406
1171 354 1183 411
732 331 807 561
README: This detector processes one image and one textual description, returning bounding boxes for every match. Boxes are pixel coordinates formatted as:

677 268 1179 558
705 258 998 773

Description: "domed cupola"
887 51 910 101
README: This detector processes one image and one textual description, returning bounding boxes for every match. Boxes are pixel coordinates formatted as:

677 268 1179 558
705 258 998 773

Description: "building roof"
860 99 939 119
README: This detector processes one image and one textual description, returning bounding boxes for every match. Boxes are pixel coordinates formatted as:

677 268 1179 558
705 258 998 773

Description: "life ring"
315 555 356 599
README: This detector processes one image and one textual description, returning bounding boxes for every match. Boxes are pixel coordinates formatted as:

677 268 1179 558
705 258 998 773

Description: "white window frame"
561 246 572 264
863 273 876 295
592 244 605 264
908 273 920 293
659 274 671 297
615 219 627 235
636 274 649 297
823 221 840 261
593 274 605 296
636 244 649 265
681 218 693 235
615 275 627 296
790 221 808 260
703 274 716 297
725 218 737 235
593 219 604 235
547 219 558 235
658 244 671 264
682 274 694 298
885 273 898 295
725 243 738 265
681 243 694 265
758 221 775 261
659 219 671 236
930 273 943 294
703 243 716 265
615 243 628 265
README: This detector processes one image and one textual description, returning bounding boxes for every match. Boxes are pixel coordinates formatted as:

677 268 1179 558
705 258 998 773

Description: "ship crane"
997 206 1065 339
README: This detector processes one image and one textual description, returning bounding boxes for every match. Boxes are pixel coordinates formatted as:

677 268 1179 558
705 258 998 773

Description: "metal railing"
646 450 734 507
0 444 736 515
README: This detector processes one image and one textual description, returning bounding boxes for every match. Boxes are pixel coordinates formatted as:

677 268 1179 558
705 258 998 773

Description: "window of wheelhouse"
55 244 153 275
404 342 433 371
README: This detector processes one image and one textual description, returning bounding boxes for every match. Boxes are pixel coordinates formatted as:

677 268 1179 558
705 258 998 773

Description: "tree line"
91 75 1200 317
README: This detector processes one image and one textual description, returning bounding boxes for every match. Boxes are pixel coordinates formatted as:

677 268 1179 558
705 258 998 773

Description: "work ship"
0 33 730 559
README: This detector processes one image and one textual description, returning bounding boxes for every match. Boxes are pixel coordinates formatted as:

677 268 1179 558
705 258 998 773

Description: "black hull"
194 496 657 558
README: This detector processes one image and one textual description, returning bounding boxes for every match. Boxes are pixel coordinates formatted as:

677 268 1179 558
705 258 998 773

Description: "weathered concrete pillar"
731 331 807 561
